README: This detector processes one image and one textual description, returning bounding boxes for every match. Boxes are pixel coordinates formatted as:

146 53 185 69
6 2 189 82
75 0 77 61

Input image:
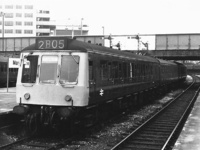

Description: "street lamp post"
81 18 83 36
0 12 8 92
72 25 74 38
0 12 5 52
67 18 74 38
102 26 105 46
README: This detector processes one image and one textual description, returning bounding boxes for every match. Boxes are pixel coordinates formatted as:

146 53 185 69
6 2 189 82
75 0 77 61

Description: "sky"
36 0 200 35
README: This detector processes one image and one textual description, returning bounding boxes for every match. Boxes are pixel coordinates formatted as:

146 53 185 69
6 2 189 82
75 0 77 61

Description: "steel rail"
111 77 198 150
161 77 200 149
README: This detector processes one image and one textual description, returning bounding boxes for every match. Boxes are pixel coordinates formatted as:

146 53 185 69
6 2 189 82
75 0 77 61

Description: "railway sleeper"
128 139 165 145
139 131 169 136
136 133 168 139
152 121 178 125
147 124 175 129
144 128 172 132
123 143 162 150
133 137 166 142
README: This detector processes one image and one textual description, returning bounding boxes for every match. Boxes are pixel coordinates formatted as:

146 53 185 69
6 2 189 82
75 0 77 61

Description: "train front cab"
14 50 90 121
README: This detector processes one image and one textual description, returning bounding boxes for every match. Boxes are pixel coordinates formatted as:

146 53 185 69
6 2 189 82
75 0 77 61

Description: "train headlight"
65 95 72 102
24 93 30 100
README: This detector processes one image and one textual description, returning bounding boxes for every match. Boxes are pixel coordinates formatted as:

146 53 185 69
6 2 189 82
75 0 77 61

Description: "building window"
24 22 33 26
24 30 33 34
16 13 22 17
5 5 13 9
16 30 22 34
0 6 2 9
5 21 13 26
37 18 49 21
0 22 1 25
5 13 13 18
25 5 33 9
16 21 22 26
16 5 22 9
5 29 13 33
0 30 1 33
39 10 50 14
24 13 33 18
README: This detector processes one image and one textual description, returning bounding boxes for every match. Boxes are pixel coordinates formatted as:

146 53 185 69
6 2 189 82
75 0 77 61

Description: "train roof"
174 62 187 69
157 59 177 66
174 61 186 66
22 37 158 63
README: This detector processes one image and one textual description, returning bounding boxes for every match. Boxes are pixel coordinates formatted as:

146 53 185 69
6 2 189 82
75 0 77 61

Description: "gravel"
60 89 183 150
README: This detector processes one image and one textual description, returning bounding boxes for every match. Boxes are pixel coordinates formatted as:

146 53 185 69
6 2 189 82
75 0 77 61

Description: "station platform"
173 93 200 150
0 87 16 114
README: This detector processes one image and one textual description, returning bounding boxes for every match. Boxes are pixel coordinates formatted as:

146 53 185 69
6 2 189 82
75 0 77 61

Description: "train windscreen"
21 55 38 83
40 55 58 84
59 55 79 84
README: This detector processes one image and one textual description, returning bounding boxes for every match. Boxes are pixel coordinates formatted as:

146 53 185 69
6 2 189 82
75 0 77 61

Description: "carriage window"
40 55 58 84
100 60 108 80
59 55 79 84
112 61 118 78
5 64 7 72
129 63 132 78
132 63 134 77
89 61 93 80
119 63 122 78
123 62 127 78
108 62 112 79
2 64 7 72
0 64 3 72
22 55 38 83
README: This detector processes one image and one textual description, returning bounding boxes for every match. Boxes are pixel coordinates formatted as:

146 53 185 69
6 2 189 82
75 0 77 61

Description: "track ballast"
111 76 200 150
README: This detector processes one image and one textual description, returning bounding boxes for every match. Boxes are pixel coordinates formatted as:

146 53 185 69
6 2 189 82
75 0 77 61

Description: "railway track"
0 80 194 150
111 76 200 150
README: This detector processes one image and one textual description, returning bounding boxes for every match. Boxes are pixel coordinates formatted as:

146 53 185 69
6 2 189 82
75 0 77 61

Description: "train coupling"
13 105 29 115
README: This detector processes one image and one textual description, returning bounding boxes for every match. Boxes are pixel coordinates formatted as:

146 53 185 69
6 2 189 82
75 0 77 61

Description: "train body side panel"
16 85 88 106
88 52 160 105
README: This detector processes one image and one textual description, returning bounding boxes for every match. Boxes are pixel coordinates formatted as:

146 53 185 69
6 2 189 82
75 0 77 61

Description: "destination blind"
36 37 68 50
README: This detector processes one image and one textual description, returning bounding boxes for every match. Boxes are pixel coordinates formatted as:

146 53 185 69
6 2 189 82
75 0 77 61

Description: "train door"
89 59 96 102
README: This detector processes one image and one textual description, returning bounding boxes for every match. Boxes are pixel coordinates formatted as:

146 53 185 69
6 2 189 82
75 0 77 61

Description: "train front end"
13 37 89 130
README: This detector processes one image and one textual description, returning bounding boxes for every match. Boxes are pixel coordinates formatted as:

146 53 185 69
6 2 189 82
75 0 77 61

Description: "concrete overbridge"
1 34 200 61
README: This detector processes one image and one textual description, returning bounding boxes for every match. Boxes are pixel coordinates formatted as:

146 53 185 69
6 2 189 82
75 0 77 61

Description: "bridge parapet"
145 50 200 60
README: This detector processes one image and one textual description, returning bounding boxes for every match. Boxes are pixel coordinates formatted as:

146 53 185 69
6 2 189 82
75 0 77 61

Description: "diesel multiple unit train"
13 37 187 131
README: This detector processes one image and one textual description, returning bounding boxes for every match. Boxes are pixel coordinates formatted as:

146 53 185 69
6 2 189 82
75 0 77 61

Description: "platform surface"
173 93 200 150
0 87 16 114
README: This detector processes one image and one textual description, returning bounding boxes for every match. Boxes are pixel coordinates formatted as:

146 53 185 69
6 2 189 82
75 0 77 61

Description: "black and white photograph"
0 0 199 149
